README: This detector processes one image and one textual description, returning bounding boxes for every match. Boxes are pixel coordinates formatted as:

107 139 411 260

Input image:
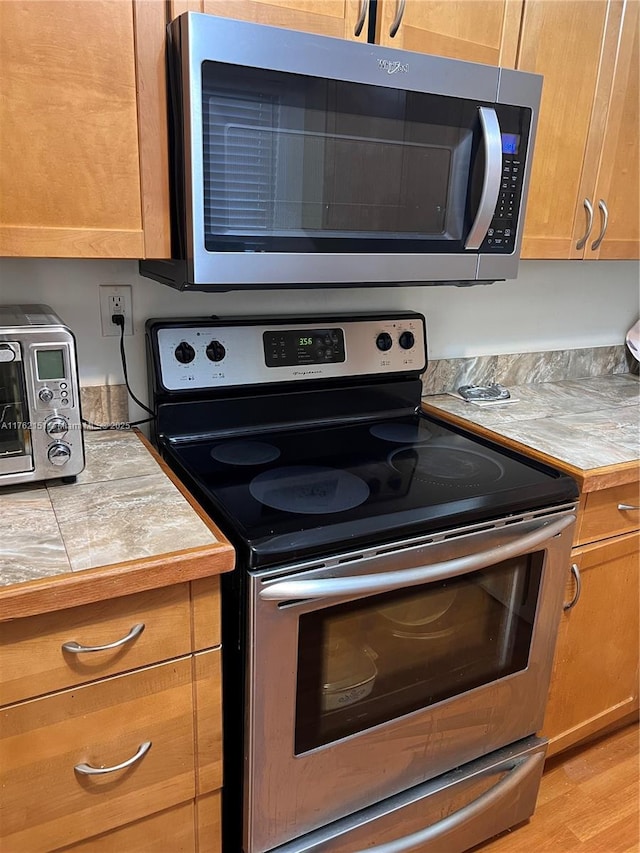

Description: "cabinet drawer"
577 481 640 545
0 584 192 706
53 801 196 852
0 658 195 852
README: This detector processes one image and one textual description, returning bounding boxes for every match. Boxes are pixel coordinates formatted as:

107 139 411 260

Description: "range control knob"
45 417 69 437
376 332 393 352
47 442 71 466
399 331 415 350
174 341 195 364
39 388 54 403
0 344 16 363
206 340 226 363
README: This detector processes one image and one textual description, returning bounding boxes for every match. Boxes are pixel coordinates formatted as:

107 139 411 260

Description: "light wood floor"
474 722 639 852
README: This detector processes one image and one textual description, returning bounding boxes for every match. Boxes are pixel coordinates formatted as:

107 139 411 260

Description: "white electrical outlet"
99 285 133 336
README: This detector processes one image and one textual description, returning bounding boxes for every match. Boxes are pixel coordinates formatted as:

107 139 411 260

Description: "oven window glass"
295 552 544 754
200 62 488 253
0 355 31 465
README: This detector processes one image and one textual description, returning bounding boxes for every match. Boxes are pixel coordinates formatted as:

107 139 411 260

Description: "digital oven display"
264 329 346 367
36 348 65 381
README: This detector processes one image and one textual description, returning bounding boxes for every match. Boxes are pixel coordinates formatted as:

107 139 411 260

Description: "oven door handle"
354 749 545 853
259 515 575 601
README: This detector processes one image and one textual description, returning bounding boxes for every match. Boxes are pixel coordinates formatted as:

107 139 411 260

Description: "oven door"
246 509 575 853
0 342 33 478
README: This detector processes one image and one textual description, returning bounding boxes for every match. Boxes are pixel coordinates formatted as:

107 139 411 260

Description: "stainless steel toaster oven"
0 304 84 486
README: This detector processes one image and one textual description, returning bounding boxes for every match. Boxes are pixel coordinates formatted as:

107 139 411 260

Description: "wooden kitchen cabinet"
0 577 223 852
375 0 522 67
518 0 639 260
0 1 144 258
542 482 640 757
171 0 369 40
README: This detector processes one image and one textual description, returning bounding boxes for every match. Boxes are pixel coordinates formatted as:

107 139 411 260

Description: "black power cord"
81 314 156 431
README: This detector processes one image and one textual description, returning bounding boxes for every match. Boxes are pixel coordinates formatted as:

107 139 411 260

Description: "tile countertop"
422 374 640 489
0 430 234 617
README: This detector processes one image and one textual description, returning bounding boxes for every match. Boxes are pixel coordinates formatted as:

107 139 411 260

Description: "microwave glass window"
294 551 544 754
201 63 478 249
36 349 65 381
0 359 31 461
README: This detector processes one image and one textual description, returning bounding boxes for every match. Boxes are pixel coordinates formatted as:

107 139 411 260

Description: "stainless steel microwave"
0 305 84 487
140 12 542 292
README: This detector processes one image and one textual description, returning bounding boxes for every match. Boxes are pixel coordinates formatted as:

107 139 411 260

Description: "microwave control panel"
482 154 524 253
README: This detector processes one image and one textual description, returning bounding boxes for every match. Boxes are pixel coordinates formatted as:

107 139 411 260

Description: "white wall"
1 257 638 419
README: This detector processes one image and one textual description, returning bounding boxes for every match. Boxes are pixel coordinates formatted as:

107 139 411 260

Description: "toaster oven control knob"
376 332 393 352
206 340 226 363
174 341 195 364
47 442 71 466
45 417 68 437
0 344 16 362
39 387 54 403
399 331 415 350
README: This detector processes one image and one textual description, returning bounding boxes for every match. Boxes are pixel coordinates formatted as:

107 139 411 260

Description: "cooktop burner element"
390 445 505 486
210 440 281 466
249 466 370 514
369 423 433 444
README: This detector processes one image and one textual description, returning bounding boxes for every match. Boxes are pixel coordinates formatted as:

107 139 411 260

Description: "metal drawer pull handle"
618 503 640 511
563 563 581 611
358 751 545 852
62 623 145 654
261 515 575 601
354 0 367 36
74 741 152 776
389 0 406 36
590 199 609 250
576 198 593 250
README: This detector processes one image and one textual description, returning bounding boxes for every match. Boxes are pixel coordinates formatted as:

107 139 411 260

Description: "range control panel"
153 314 426 392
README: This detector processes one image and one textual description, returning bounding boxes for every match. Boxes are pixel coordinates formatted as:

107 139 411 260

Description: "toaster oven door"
0 343 33 476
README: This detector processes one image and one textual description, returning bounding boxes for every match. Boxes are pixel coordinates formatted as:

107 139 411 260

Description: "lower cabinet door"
0 658 195 852
542 531 640 755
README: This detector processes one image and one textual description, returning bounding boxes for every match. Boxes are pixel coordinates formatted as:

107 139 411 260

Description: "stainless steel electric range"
146 312 578 853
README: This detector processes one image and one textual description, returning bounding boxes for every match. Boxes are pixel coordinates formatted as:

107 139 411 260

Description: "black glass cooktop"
164 414 578 568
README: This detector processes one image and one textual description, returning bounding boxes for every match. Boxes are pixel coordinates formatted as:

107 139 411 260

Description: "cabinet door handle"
61 622 145 654
354 0 367 36
74 741 152 776
576 198 594 250
563 563 582 611
389 0 406 37
590 199 609 250
618 503 640 511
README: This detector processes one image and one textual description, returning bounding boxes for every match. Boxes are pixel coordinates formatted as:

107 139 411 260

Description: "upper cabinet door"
0 1 144 258
517 0 612 259
518 0 638 261
375 0 522 67
171 0 369 40
586 1 639 260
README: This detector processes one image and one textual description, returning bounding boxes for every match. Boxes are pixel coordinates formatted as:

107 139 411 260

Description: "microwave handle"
465 107 503 250
259 514 574 601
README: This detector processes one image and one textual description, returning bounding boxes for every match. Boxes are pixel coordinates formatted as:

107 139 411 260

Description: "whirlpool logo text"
378 59 409 74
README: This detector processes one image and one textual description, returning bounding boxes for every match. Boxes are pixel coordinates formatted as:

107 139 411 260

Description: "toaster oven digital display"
36 348 65 381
